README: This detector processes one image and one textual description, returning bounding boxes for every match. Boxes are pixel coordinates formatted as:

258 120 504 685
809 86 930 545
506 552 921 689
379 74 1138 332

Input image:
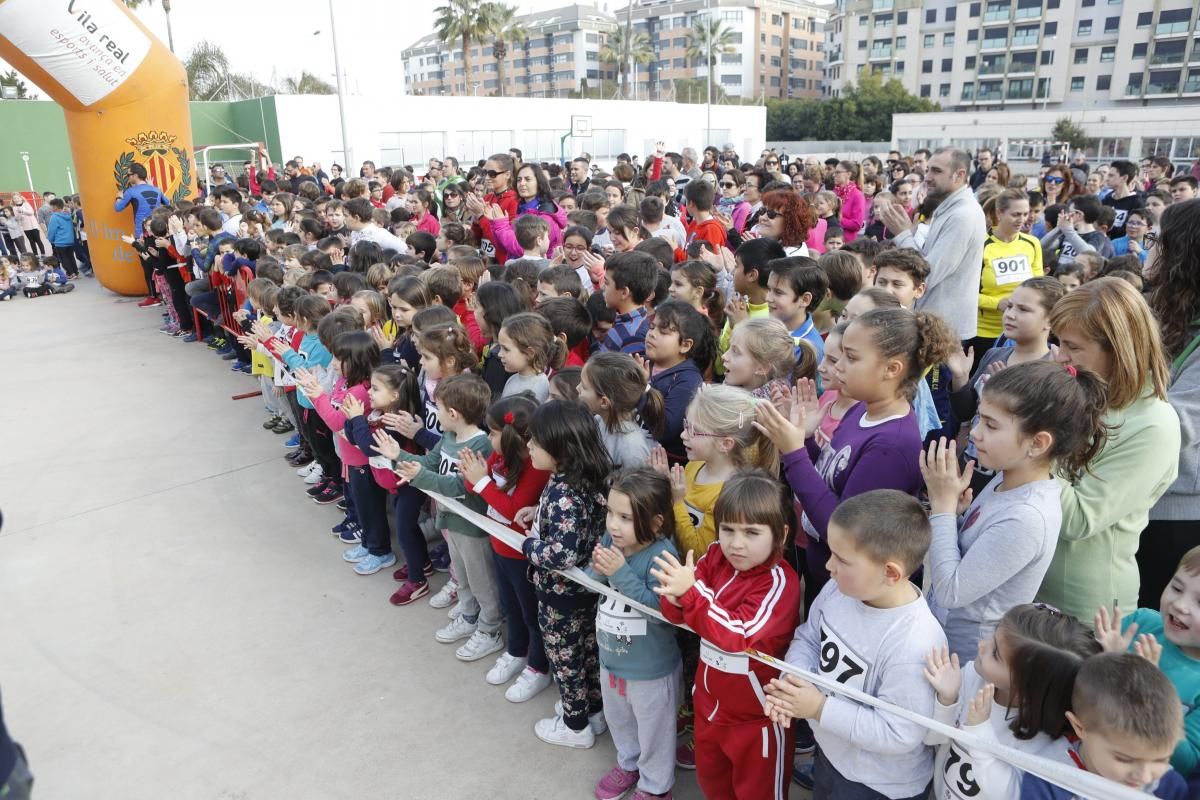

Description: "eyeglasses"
1144 231 1158 249
485 169 508 179
561 244 588 252
683 419 725 438
719 182 737 189
1044 176 1064 184
762 209 782 219
765 160 780 167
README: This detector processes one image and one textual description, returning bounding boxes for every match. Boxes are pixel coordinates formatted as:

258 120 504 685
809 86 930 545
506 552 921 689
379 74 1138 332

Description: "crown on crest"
125 130 178 153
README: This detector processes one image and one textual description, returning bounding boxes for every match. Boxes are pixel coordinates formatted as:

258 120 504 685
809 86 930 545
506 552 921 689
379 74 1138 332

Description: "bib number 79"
944 743 980 798
818 625 867 690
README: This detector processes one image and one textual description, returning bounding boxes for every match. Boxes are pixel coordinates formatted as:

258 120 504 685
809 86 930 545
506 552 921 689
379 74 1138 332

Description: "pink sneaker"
631 791 672 800
594 765 639 800
675 738 695 770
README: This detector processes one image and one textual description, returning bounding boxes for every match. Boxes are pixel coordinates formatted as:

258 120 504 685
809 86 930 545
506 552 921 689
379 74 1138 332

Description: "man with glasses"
877 147 987 341
426 158 444 183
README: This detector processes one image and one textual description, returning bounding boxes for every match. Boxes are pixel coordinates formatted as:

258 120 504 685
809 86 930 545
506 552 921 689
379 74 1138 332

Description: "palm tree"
686 18 737 104
183 40 231 100
599 26 653 99
123 0 176 53
280 71 336 95
487 3 527 97
434 0 495 95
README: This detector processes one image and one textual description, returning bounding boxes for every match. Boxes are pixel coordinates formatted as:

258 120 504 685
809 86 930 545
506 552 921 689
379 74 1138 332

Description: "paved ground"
0 281 711 800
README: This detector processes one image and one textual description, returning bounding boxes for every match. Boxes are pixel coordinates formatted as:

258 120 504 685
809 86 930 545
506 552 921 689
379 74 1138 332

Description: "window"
1147 69 1181 93
943 32 955 45
1071 76 1085 90
673 37 686 48
1077 20 1092 35
720 74 742 85
1040 50 1053 65
586 33 599 43
898 11 908 24
1074 47 1088 64
1133 42 1147 57
947 6 958 20
673 57 686 67
585 50 599 61
920 83 931 97
1152 39 1186 65
859 15 869 25
1127 72 1143 94
770 76 781 87
1104 17 1119 33
1097 74 1111 90
730 32 742 44
771 13 782 25
771 56 781 66
1047 0 1059 7
962 83 976 99
1082 0 1094 5
895 60 905 72
939 82 951 97
1136 11 1152 27
966 56 977 69
772 35 783 46
968 29 979 41
1100 45 1115 62
941 57 953 70
859 39 868 49
896 36 907 49
925 8 936 22
923 33 935 47
1044 21 1056 35
922 59 933 73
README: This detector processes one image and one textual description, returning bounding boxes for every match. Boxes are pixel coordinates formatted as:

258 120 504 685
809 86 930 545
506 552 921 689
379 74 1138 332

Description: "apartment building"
401 0 827 101
824 0 1200 110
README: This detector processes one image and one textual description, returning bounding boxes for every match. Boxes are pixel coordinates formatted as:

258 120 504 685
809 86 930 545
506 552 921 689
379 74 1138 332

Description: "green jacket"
1036 390 1180 622
397 429 493 537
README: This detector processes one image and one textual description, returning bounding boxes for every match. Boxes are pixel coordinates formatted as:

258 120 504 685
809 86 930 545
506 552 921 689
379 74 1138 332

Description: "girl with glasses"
1110 207 1152 264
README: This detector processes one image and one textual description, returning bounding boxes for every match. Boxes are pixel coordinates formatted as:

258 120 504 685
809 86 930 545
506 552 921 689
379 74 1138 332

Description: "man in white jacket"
879 148 986 341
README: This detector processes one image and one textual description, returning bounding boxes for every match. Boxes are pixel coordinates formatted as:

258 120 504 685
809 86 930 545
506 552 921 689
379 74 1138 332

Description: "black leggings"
24 229 44 256
304 408 342 485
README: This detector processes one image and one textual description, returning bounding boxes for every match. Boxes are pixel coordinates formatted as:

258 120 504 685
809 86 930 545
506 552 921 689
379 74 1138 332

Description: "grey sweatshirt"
1152 328 1200 521
597 416 652 469
895 185 986 339
502 372 550 402
928 475 1062 660
787 581 946 798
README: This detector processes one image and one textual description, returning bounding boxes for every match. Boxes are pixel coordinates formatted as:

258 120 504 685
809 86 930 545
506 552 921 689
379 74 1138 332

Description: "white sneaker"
447 601 463 619
302 464 325 484
296 461 318 478
429 578 459 609
456 630 505 662
435 614 477 644
487 653 528 685
554 700 607 735
534 714 595 749
505 666 552 702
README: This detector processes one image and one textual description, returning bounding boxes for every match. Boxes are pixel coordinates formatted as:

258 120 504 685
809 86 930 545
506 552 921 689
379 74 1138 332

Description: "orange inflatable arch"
0 0 196 295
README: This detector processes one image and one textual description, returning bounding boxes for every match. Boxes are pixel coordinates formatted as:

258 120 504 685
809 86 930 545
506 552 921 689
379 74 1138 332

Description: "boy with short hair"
675 180 727 263
766 256 829 361
585 291 617 352
46 198 79 278
427 264 485 353
1041 194 1115 266
769 490 947 799
872 249 930 309
599 250 658 355
537 264 584 303
379 373 504 662
1021 653 1188 799
317 236 345 267
493 213 551 265
717 238 787 368
407 231 437 264
309 270 338 304
823 226 845 252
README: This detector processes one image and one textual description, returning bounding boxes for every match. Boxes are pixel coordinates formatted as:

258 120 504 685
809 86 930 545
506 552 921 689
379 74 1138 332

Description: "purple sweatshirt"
782 402 923 587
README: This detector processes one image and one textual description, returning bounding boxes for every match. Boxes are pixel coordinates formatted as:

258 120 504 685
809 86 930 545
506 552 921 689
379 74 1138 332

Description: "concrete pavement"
0 281 709 800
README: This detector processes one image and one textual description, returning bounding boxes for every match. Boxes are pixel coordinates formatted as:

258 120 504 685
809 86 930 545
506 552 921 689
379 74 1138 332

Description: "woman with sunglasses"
487 162 569 261
469 153 519 264
1039 165 1076 207
440 182 469 225
715 169 752 233
1140 199 1200 606
755 189 816 257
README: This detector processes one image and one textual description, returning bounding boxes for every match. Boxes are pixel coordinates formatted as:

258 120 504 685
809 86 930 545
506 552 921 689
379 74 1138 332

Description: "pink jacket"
805 217 828 254
313 379 372 467
834 183 866 242
488 201 569 259
13 200 37 232
415 212 440 237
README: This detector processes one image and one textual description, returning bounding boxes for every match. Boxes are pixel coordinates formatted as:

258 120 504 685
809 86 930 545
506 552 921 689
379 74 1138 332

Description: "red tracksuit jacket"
660 542 801 726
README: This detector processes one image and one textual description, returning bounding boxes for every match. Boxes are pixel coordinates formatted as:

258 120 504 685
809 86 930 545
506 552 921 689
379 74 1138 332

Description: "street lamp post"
327 0 353 171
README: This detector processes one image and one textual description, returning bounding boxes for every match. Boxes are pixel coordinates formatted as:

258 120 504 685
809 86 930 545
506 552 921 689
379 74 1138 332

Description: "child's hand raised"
647 447 687 505
1093 603 1137 654
341 394 365 418
764 674 826 721
382 411 422 438
591 543 626 577
394 460 422 484
648 445 671 477
919 438 975 516
750 397 808 456
946 344 974 387
964 683 995 727
725 294 750 326
649 549 696 605
369 325 395 350
458 448 488 487
1133 633 1162 667
923 646 962 706
371 429 402 462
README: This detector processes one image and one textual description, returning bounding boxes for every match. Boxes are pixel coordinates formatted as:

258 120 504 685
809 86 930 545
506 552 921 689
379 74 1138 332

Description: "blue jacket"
47 210 75 246
114 182 168 236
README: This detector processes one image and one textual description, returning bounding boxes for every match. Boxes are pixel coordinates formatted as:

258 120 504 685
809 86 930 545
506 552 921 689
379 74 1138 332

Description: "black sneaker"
336 497 348 512
313 482 344 505
263 416 281 430
306 478 331 498
286 450 313 466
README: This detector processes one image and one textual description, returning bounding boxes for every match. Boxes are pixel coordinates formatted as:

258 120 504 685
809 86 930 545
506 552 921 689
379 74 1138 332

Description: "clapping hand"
648 447 686 504
381 411 422 438
751 395 808 456
649 549 697 605
393 460 422 483
1094 603 1137 654
964 683 995 727
922 646 962 706
946 344 975 389
764 674 826 723
591 543 627 577
919 438 975 516
294 368 324 398
458 448 489 487
341 394 365 418
371 428 402 461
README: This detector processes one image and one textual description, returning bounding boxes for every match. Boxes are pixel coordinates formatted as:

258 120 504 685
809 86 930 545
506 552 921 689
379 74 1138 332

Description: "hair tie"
503 411 515 424
1063 364 1078 377
1032 602 1062 616
644 384 651 395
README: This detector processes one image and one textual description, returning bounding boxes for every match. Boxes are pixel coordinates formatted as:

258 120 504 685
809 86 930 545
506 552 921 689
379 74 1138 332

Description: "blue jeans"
347 466 390 557
392 484 429 579
493 551 547 673
0 746 33 800
812 746 930 800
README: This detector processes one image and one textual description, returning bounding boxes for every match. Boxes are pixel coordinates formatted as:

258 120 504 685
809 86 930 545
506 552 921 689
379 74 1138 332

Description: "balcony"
1185 76 1200 92
871 0 894 9
1125 84 1143 96
1011 33 1040 48
1146 79 1180 94
1009 60 1037 75
979 59 1007 75
1014 5 1042 20
829 48 844 63
982 37 1010 50
868 46 893 60
983 10 1011 22
1151 51 1186 66
1155 21 1191 37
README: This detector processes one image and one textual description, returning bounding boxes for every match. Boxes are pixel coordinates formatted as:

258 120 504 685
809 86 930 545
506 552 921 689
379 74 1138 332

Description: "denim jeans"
812 746 930 800
492 551 547 672
392 484 429 579
347 466 390 557
0 746 33 800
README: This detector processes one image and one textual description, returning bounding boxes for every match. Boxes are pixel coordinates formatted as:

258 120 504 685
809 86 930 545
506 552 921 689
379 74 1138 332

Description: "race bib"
597 595 648 637
439 450 461 477
701 639 750 674
683 501 704 531
940 742 981 800
480 238 496 259
423 398 442 438
1112 209 1128 229
817 623 870 692
1060 242 1077 259
992 254 1032 286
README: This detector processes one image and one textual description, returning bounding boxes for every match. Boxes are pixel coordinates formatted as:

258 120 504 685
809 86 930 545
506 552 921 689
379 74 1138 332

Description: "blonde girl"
720 316 796 399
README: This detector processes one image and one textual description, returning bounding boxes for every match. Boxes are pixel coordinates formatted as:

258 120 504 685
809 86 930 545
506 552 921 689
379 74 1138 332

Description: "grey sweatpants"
601 662 682 795
444 529 502 634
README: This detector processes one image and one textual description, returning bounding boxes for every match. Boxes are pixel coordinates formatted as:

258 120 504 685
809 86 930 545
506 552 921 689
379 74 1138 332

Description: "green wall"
0 98 284 195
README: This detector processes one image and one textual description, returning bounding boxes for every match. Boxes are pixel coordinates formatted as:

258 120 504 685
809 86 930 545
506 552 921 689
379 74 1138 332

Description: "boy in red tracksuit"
653 471 801 800
674 179 728 263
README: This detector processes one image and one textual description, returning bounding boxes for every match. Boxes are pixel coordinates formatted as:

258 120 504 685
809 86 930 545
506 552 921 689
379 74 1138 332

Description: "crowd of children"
103 144 1200 800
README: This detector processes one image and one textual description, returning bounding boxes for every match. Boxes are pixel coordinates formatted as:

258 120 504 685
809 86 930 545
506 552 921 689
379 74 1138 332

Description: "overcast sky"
1 0 621 98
